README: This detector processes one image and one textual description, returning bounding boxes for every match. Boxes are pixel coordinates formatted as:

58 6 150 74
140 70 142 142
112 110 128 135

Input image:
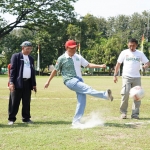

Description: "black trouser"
8 79 31 122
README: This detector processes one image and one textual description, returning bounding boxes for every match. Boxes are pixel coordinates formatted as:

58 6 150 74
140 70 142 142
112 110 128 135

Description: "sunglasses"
23 43 32 46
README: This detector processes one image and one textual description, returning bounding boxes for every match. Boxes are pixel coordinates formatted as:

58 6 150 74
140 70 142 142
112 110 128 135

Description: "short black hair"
128 38 138 45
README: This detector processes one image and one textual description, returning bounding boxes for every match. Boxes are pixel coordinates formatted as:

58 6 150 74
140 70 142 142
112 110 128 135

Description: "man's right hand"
113 76 118 83
44 82 50 89
9 84 15 92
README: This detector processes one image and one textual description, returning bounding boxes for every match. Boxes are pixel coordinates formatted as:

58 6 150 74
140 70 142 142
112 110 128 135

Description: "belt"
23 78 30 81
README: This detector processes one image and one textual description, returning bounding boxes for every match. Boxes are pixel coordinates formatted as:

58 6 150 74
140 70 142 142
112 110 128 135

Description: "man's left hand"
33 86 37 93
143 64 149 69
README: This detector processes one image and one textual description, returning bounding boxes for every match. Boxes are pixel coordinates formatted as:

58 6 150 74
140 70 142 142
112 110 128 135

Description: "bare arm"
143 61 150 69
114 62 121 75
86 63 106 68
44 70 57 88
113 62 121 83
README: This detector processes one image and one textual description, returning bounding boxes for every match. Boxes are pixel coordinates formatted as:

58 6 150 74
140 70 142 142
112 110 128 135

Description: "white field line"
125 121 150 125
0 96 121 101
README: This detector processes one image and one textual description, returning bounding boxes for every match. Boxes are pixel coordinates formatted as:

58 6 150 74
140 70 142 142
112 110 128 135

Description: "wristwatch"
9 82 13 85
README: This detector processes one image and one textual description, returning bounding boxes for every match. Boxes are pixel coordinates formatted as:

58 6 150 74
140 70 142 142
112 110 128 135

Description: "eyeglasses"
24 47 32 51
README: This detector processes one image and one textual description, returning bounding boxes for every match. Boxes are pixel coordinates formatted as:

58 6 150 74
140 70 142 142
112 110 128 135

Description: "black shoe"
131 116 139 119
22 120 33 124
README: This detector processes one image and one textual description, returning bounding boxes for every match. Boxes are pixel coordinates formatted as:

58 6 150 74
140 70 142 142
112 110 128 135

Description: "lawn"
0 75 150 150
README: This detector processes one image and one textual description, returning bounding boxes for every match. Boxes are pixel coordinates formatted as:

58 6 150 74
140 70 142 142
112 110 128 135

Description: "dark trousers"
8 79 31 122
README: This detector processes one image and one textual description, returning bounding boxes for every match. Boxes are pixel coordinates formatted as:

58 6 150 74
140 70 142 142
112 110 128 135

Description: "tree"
0 0 77 38
33 30 57 73
128 13 146 41
102 37 122 67
95 17 107 37
67 24 81 42
85 36 122 75
80 14 98 50
0 28 35 66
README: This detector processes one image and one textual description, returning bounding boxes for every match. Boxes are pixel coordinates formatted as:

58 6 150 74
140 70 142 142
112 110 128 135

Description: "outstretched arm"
113 62 121 83
86 63 106 68
44 70 57 88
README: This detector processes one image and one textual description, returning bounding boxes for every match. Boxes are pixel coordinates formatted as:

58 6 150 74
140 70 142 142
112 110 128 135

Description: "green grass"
0 75 150 150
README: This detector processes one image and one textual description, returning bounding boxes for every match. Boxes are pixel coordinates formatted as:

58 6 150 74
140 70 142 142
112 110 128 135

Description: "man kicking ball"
44 40 113 127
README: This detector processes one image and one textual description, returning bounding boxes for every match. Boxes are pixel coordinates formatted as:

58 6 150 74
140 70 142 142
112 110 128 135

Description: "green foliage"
80 11 150 68
33 31 57 72
67 24 81 42
0 0 78 71
1 5 150 71
102 37 122 66
0 28 35 66
0 0 77 38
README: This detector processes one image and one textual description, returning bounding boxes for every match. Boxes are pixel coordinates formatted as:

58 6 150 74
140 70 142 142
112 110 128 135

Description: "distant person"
113 38 149 119
44 40 113 127
8 41 37 125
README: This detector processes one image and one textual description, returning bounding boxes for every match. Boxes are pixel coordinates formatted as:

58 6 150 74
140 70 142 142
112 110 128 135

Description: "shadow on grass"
105 123 138 129
0 120 72 128
0 123 31 128
33 120 72 125
1 121 140 129
137 118 150 120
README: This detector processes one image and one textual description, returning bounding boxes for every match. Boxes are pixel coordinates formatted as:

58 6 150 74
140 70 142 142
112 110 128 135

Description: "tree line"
0 0 150 74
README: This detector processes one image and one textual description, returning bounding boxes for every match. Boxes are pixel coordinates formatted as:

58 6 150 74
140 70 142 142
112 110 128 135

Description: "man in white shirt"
44 40 113 126
114 38 149 119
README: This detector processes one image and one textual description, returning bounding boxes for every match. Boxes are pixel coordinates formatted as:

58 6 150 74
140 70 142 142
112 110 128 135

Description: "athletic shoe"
72 121 84 128
72 121 82 126
106 89 113 101
8 121 14 125
121 114 127 119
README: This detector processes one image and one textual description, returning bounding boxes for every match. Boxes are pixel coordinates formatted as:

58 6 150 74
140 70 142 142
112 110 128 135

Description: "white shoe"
72 121 82 126
106 89 113 101
72 121 84 128
8 121 14 125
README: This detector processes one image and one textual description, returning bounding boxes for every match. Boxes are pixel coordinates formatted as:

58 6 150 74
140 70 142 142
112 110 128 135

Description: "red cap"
65 40 77 49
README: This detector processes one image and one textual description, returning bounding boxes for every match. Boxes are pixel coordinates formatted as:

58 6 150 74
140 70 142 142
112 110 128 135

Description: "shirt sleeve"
117 51 125 64
141 52 149 64
10 54 17 83
81 56 89 67
54 57 62 71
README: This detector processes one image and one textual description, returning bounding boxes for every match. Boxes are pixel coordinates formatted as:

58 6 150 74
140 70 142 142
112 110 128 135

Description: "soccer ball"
129 86 145 101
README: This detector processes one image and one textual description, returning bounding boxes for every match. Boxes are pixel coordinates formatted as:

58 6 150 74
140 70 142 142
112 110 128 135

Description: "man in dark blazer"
8 41 37 125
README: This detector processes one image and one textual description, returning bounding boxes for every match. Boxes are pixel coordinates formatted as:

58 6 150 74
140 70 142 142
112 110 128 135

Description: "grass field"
0 75 150 150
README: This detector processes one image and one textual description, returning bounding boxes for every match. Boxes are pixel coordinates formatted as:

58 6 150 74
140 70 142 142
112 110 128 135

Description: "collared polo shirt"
55 52 89 83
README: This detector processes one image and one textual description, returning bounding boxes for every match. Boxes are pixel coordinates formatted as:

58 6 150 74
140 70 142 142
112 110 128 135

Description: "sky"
1 0 150 23
74 0 150 18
